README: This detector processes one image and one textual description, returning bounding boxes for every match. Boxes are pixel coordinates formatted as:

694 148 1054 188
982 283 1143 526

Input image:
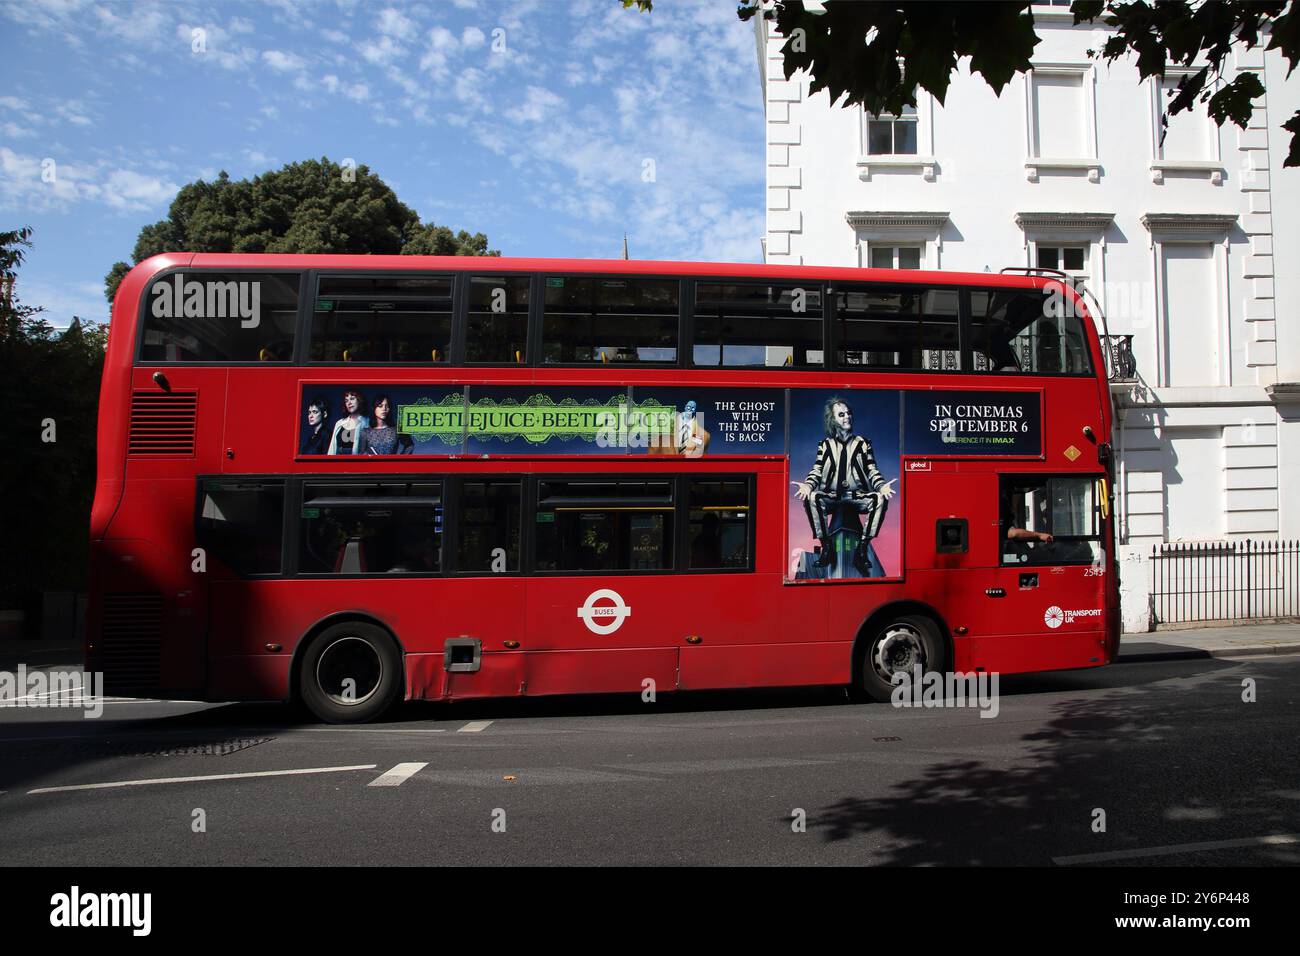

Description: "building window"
1031 71 1086 158
869 245 923 270
1036 244 1089 290
1157 77 1214 162
866 103 918 155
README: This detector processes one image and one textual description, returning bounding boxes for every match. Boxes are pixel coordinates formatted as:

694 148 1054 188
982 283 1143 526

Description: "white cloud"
102 168 180 210
262 49 307 72
376 8 415 39
359 34 405 67
505 86 563 124
462 26 486 49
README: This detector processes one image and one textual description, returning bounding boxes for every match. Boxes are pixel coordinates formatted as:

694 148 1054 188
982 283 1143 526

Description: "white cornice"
1140 213 1238 237
845 211 949 230
1015 211 1115 234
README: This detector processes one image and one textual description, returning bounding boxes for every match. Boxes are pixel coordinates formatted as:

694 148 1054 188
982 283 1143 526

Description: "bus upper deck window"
140 272 299 363
971 288 1093 376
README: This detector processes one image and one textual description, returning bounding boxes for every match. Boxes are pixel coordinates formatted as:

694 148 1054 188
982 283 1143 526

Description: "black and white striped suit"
803 433 889 540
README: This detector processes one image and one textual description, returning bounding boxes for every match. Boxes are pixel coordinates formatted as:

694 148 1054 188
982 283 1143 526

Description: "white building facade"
756 6 1300 630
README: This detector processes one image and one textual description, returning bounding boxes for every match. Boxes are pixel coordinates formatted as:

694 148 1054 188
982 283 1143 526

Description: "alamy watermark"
890 666 1000 719
0 665 105 718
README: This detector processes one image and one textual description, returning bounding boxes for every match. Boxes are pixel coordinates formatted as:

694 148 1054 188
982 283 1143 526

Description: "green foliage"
740 1 1039 116
1 229 108 617
402 222 499 257
734 0 1300 168
105 156 499 301
1084 0 1298 166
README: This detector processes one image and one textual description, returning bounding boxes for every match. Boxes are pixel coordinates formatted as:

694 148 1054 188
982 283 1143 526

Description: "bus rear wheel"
298 622 402 723
858 614 945 703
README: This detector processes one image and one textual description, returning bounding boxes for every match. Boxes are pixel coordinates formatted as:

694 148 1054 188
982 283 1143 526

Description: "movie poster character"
792 395 896 579
356 393 408 455
327 389 370 455
676 399 711 457
300 394 331 455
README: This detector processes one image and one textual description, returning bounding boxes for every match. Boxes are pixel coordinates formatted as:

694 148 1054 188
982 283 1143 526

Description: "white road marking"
368 762 429 787
458 720 493 733
297 727 447 734
28 764 377 795
1053 832 1300 865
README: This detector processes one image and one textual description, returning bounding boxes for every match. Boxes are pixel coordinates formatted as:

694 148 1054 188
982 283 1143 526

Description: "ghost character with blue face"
676 399 709 457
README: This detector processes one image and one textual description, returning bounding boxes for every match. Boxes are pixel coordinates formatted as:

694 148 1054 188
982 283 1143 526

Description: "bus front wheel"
858 615 945 704
298 622 402 723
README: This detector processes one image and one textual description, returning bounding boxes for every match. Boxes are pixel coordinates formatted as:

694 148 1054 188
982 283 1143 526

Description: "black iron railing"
1105 334 1136 382
1151 539 1300 624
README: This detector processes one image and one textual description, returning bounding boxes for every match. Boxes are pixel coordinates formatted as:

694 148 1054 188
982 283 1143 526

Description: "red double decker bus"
89 254 1118 722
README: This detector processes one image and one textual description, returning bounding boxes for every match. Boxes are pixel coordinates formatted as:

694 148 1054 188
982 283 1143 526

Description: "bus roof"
142 253 1062 291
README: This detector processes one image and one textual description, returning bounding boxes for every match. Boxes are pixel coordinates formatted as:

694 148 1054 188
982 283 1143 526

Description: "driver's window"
999 475 1101 566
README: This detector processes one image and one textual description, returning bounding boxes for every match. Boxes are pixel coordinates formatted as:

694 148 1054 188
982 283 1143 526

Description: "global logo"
577 588 631 635
1044 605 1065 629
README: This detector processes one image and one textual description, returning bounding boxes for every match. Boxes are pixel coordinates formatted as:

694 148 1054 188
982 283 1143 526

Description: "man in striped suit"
794 396 896 570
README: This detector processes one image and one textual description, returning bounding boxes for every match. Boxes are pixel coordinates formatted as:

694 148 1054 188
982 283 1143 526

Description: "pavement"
1119 620 1300 662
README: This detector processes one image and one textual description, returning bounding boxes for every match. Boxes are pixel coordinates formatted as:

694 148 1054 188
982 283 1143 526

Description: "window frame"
828 281 963 374
537 273 686 368
306 270 457 367
293 476 449 578
458 272 536 367
196 473 756 580
690 279 827 370
865 103 919 157
135 267 305 367
998 472 1106 567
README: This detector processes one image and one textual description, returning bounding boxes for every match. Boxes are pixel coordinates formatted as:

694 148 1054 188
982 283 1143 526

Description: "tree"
629 2 1299 167
105 156 499 301
0 228 108 625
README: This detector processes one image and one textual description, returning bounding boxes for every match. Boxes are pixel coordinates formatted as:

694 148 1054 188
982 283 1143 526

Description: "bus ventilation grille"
128 390 197 456
96 592 163 693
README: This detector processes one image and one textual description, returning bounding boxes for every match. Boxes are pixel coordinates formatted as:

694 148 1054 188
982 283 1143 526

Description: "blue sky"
0 0 766 327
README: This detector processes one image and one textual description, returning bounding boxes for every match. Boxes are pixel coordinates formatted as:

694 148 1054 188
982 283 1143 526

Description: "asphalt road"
1 653 1297 866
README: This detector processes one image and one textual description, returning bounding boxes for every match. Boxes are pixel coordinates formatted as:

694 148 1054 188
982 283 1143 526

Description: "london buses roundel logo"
577 588 632 635
1044 605 1065 629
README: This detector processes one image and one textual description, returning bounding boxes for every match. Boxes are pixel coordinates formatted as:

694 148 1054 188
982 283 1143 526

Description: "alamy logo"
577 588 631 635
151 276 261 328
50 886 151 936
1044 605 1101 628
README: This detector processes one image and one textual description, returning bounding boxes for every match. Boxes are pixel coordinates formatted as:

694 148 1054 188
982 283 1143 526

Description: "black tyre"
857 614 946 703
298 622 402 723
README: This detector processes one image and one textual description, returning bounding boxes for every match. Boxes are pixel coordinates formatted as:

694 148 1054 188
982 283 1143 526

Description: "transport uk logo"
150 275 261 328
577 588 631 635
1044 605 1102 628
